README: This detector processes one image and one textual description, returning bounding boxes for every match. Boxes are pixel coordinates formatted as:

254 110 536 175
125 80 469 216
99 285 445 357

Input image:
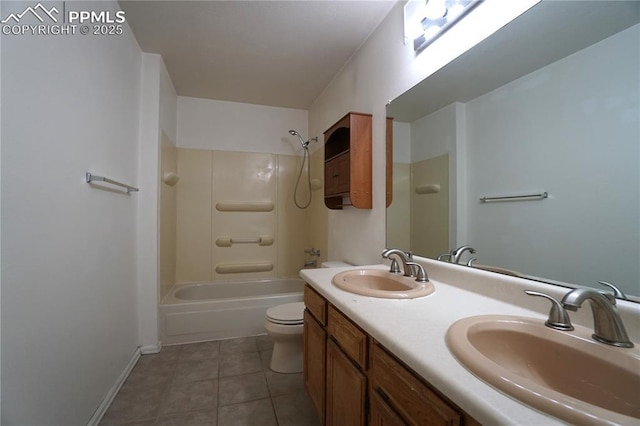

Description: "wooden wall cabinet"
324 112 372 209
303 284 480 426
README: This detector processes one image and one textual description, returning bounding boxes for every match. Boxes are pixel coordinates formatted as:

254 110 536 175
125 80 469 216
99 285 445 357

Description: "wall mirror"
386 1 640 299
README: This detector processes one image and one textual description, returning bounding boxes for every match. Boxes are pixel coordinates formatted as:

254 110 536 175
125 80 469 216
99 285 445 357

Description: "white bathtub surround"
175 148 310 282
301 259 640 425
160 279 304 345
160 134 178 301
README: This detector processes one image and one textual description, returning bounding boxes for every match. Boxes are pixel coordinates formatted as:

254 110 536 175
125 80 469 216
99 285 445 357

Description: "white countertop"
300 258 640 426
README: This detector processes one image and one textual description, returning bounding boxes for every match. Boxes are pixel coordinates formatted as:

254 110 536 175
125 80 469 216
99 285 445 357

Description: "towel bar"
86 172 139 193
480 192 548 203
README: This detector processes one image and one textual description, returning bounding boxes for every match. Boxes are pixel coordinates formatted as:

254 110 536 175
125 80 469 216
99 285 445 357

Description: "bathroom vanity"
301 261 640 425
304 283 478 425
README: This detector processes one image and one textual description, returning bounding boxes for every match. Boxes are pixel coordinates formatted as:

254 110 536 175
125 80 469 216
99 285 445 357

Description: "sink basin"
331 269 434 299
446 315 640 424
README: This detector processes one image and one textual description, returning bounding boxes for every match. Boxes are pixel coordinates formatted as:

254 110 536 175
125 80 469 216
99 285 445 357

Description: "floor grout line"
101 336 318 425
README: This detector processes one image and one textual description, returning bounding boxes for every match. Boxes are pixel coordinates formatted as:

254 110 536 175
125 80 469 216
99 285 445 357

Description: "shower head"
288 129 309 149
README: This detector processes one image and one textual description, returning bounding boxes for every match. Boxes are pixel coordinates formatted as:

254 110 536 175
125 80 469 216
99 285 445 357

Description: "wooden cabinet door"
325 152 350 196
370 388 407 426
304 310 326 423
326 338 367 426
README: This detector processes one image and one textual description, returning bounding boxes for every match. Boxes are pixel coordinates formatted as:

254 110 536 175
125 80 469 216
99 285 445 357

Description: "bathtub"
160 278 304 345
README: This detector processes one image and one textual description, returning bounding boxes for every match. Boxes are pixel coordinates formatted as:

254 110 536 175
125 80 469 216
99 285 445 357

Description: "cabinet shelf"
325 150 350 163
324 112 372 210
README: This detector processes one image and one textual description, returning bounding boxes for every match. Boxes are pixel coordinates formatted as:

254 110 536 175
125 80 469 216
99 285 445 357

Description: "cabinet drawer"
325 152 350 196
304 284 327 325
327 305 368 369
371 343 461 426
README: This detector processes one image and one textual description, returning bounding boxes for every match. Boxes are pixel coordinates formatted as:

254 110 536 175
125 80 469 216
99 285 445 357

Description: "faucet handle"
598 281 627 301
466 257 477 267
389 258 401 274
525 290 574 331
406 262 429 283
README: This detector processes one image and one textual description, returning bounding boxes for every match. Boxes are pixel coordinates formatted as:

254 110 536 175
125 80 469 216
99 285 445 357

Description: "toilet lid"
266 302 305 325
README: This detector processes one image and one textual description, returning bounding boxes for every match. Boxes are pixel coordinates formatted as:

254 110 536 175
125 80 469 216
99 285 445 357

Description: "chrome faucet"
382 248 414 277
450 245 476 264
436 253 452 262
561 288 634 348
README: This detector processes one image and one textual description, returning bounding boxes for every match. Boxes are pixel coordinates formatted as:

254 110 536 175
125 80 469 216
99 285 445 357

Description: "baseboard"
140 342 162 354
87 347 141 426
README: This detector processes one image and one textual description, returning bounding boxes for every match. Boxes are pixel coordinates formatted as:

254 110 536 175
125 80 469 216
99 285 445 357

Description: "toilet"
265 260 353 373
264 302 306 373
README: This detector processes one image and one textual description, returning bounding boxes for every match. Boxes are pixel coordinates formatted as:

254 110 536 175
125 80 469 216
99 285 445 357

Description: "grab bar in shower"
480 192 548 203
216 236 274 247
215 263 274 274
86 172 139 193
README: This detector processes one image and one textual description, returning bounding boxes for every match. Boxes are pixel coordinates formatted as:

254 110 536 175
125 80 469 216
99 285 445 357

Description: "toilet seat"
266 302 305 325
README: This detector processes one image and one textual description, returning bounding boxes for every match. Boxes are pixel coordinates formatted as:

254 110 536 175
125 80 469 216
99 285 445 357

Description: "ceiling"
120 0 397 110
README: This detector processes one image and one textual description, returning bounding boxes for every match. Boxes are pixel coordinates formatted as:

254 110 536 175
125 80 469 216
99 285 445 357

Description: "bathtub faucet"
305 248 321 257
304 260 317 268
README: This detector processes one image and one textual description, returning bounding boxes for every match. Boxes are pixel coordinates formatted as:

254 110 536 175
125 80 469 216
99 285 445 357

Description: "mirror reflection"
386 1 640 298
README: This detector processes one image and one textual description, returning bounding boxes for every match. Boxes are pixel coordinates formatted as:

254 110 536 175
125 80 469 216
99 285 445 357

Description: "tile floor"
100 335 321 426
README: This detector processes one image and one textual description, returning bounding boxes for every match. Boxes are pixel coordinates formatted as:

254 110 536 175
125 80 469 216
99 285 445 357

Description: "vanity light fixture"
405 0 483 53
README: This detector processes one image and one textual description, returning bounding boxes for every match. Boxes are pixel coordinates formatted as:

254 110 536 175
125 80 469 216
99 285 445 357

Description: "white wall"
307 1 535 265
409 102 463 250
1 1 142 423
137 54 177 351
463 24 639 293
411 103 457 163
392 121 411 164
177 97 308 155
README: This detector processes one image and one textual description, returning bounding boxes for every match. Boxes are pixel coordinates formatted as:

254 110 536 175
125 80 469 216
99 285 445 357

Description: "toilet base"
264 320 304 373
270 338 303 373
